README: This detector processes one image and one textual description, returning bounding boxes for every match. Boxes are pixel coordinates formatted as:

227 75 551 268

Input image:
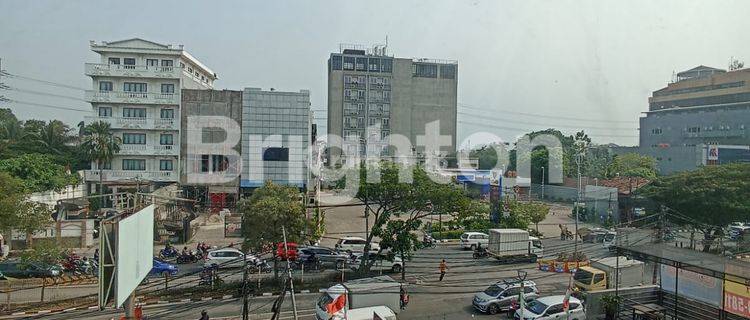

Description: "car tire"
336 261 345 269
487 303 499 315
470 244 476 251
392 265 402 273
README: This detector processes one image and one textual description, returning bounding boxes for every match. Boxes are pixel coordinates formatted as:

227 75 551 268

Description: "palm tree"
0 119 26 155
35 120 76 155
80 121 121 209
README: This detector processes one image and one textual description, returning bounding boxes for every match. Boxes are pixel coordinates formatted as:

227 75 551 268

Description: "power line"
5 86 87 102
6 99 90 113
1 71 88 91
457 111 637 131
458 103 637 124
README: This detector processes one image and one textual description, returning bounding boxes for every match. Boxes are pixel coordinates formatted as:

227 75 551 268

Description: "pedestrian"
439 259 448 281
199 309 209 320
93 248 100 261
400 287 409 310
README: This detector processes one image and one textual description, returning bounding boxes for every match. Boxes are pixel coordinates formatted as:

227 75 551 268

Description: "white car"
460 232 489 250
203 248 256 268
349 253 403 273
514 295 585 320
335 236 381 253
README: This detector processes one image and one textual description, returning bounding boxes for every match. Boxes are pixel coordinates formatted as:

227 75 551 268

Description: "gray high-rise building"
241 88 312 190
327 46 458 163
619 66 750 174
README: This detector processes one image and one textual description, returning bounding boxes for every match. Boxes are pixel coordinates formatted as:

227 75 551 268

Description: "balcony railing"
153 145 179 155
119 144 148 155
85 63 180 79
84 170 177 182
86 90 180 105
85 116 179 130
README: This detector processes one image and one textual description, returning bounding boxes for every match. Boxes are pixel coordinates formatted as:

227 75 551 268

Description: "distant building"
241 88 312 190
180 89 242 209
326 45 458 163
83 38 217 193
626 65 750 174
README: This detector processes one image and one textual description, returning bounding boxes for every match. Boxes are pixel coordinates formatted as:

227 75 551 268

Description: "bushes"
431 230 465 239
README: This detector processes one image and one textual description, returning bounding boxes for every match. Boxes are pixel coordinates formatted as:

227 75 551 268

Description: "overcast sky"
1 0 749 147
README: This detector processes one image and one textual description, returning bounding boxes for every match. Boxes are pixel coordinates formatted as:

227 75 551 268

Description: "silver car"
473 280 539 314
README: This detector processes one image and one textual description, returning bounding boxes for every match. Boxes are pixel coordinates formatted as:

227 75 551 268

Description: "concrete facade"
241 88 312 189
632 66 750 174
83 38 216 190
179 89 242 198
327 48 457 163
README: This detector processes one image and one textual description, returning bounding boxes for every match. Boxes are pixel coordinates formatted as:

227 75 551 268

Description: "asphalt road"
13 237 631 320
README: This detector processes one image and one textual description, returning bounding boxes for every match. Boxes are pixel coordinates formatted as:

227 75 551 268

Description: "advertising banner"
661 265 722 307
724 264 750 318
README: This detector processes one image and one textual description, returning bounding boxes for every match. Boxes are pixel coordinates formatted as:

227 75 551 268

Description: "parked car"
335 237 380 253
473 280 539 314
203 248 256 268
460 232 489 250
298 246 349 268
349 253 403 273
0 261 62 279
276 242 298 261
151 258 178 277
514 295 585 320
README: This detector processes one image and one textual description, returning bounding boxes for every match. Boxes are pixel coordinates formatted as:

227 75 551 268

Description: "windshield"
526 300 548 315
604 233 616 241
574 269 594 284
317 293 334 310
483 285 503 296
532 239 542 248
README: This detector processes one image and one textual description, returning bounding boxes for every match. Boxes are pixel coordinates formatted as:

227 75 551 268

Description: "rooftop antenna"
384 35 389 56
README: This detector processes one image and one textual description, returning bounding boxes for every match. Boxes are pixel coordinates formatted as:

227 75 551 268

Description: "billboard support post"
124 292 135 319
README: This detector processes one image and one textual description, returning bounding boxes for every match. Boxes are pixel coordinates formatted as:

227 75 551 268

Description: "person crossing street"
439 259 448 281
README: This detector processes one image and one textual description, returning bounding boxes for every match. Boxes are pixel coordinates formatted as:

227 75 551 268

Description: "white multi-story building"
83 38 217 192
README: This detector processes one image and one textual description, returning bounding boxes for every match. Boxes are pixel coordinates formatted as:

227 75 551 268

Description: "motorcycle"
251 259 273 273
422 235 437 249
198 265 223 286
159 247 179 260
176 251 200 264
472 248 489 259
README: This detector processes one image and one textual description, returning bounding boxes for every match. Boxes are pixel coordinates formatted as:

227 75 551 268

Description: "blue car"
151 258 178 277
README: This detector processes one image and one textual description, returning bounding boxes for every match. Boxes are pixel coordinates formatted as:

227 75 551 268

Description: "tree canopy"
0 153 80 193
238 181 308 252
607 153 657 179
0 172 52 239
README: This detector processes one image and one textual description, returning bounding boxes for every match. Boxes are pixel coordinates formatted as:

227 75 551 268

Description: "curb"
0 289 323 318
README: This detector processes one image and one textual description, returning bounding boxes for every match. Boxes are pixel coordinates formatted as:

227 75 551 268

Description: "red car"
276 242 298 260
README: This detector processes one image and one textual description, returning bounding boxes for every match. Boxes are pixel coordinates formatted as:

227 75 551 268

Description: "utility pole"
282 227 299 320
574 153 583 254
242 248 249 320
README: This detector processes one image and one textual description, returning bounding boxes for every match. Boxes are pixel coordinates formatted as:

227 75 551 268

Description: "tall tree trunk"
98 160 104 211
400 251 406 281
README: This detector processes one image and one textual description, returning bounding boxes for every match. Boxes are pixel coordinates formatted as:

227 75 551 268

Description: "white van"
316 276 401 320
335 236 380 253
460 232 489 250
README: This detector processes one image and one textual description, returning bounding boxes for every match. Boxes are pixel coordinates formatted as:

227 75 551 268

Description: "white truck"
574 256 645 291
487 229 543 263
315 276 402 320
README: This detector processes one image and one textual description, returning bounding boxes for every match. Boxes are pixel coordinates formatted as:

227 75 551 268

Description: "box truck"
315 276 402 320
574 256 644 291
487 229 543 263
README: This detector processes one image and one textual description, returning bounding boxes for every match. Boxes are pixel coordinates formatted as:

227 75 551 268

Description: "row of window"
122 133 174 145
117 159 173 171
344 117 389 128
653 81 745 97
99 107 175 119
108 57 173 68
331 55 393 73
413 63 457 79
344 89 391 101
685 124 746 133
344 75 391 86
99 81 175 94
344 130 390 140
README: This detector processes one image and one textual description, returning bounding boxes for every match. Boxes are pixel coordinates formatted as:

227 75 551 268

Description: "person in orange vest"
439 259 448 281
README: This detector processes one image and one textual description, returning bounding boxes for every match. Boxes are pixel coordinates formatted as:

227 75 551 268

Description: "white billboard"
116 204 154 307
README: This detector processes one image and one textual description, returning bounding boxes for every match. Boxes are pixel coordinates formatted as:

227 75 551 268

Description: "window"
262 147 289 161
159 160 173 171
546 304 564 315
357 103 365 112
357 117 364 127
651 128 662 135
369 118 377 125
502 287 521 297
161 84 175 94
687 126 701 133
160 108 174 119
343 56 355 70
123 58 136 69
413 63 438 78
123 82 147 92
161 60 173 67
368 58 380 72
99 81 113 92
440 65 457 79
355 57 367 71
146 59 158 67
123 108 146 118
381 58 393 73
382 118 390 127
122 159 146 171
179 62 185 68
383 104 390 112
357 90 366 99
100 161 112 170
160 134 173 145
593 273 605 283
331 55 342 70
381 131 389 139
344 89 353 98
188 67 193 73
108 57 120 65
383 91 391 100
123 133 146 144
98 107 112 117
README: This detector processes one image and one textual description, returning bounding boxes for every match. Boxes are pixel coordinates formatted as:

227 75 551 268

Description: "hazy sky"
2 0 750 147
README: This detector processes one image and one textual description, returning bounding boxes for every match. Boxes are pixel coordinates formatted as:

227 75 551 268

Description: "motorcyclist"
475 243 485 254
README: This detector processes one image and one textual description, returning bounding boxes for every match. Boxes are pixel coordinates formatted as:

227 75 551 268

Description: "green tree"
35 120 76 155
81 121 121 208
607 153 657 179
358 162 468 273
0 153 80 192
238 181 308 278
523 202 551 234
0 172 52 248
639 163 750 252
